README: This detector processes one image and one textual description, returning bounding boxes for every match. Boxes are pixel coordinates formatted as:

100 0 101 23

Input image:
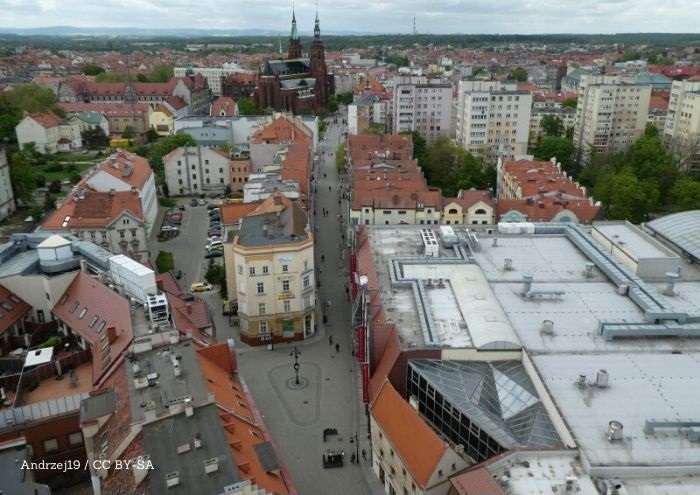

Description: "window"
262 265 269 274
282 280 290 292
238 265 243 275
282 264 288 272
249 266 255 276
43 438 58 453
283 300 291 312
303 275 310 288
259 321 268 334
256 282 264 294
258 303 266 315
69 432 84 446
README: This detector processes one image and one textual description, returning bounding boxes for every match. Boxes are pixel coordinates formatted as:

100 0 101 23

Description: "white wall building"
664 79 700 171
0 148 15 220
391 76 452 141
573 75 651 163
174 63 254 96
455 80 532 162
163 146 232 196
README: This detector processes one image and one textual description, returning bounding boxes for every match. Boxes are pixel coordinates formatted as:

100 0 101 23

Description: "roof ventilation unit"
607 420 624 441
663 271 680 296
584 262 595 278
575 374 587 389
541 320 554 336
503 258 513 271
595 369 609 388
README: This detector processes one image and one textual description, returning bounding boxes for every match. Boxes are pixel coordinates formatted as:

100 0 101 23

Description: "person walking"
361 449 367 461
329 335 333 345
335 343 340 353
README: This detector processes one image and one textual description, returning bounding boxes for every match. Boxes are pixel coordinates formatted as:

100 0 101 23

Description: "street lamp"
290 346 301 385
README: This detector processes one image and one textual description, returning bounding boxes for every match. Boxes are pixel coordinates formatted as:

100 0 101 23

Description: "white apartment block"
164 146 231 196
455 80 532 162
174 63 252 96
664 79 700 171
573 75 651 163
391 76 452 141
0 148 16 220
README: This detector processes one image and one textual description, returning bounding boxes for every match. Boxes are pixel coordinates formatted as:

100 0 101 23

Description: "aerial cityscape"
1 1 700 494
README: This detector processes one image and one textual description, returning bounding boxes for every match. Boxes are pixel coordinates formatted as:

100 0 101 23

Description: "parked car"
190 198 199 207
190 282 212 292
207 204 218 210
208 229 222 237
209 222 222 229
168 212 183 223
160 225 179 232
198 199 207 206
205 251 223 259
178 205 186 211
207 240 224 250
207 236 222 243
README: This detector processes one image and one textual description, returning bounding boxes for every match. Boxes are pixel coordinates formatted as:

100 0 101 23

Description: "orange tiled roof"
210 96 237 117
497 197 600 223
220 202 260 226
251 116 312 145
443 190 494 209
42 190 143 230
28 112 62 129
281 142 311 196
0 285 31 335
196 344 293 495
371 381 447 488
348 133 413 167
91 150 153 190
52 272 134 384
502 159 587 199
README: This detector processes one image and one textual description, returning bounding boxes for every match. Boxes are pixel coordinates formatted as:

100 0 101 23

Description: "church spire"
314 8 320 39
290 4 299 41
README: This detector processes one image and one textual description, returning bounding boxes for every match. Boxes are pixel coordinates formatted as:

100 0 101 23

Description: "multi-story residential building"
348 94 389 135
174 63 254 96
528 107 575 146
249 114 314 171
80 150 158 234
455 81 532 162
223 193 315 345
663 79 700 171
229 157 251 194
0 148 15 220
573 75 651 163
496 157 600 223
163 146 231 196
647 91 669 134
40 189 149 261
391 76 452 141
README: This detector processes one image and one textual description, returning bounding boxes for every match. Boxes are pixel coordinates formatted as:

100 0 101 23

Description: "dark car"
205 250 223 258
206 204 218 210
175 270 183 279
190 198 198 207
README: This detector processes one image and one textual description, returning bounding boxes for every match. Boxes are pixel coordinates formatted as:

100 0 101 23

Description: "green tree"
420 137 492 197
561 97 577 109
147 64 174 83
594 168 659 223
336 92 354 105
0 84 59 141
122 126 135 140
81 127 110 149
336 143 346 173
509 67 528 82
670 177 700 212
326 95 339 113
81 64 105 76
237 96 257 116
411 131 427 163
95 72 131 83
541 115 563 137
366 123 385 135
136 73 149 82
144 133 197 180
8 151 37 204
626 129 678 196
533 136 577 175
155 251 174 273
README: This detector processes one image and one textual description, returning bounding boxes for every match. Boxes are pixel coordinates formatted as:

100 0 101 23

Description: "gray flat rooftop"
593 222 678 260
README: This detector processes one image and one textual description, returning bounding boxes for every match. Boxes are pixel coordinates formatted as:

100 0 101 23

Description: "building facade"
224 194 315 346
163 146 232 196
663 79 700 171
391 76 452 141
455 81 532 162
573 75 651 163
0 148 15 219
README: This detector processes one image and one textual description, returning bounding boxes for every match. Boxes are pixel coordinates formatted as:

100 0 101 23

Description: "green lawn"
39 161 95 183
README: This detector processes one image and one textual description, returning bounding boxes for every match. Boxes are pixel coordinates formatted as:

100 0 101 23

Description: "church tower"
288 8 302 59
309 10 329 105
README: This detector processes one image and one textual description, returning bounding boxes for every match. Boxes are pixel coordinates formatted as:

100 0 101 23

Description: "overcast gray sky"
0 0 698 34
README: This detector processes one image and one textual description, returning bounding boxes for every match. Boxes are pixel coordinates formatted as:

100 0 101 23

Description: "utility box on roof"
108 254 157 303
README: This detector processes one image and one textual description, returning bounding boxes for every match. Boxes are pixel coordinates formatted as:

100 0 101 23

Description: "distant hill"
0 26 370 37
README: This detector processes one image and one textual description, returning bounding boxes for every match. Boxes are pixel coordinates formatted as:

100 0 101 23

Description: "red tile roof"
52 272 134 384
502 159 587 199
649 91 670 111
348 133 413 167
251 116 312 145
281 142 311 197
167 293 215 345
497 197 600 223
0 285 31 335
91 150 153 191
449 467 505 495
58 102 150 117
27 112 62 129
220 202 260 226
210 96 238 117
42 190 143 230
371 381 447 488
155 272 183 297
444 189 494 209
165 95 187 110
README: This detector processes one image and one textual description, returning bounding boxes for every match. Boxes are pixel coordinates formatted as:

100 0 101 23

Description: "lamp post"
290 346 301 385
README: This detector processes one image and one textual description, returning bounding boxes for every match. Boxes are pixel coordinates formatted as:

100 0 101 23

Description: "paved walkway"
235 119 384 495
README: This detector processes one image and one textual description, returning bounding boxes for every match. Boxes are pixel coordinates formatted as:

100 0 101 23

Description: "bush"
70 173 82 184
155 251 174 273
159 197 176 208
45 163 65 173
38 336 61 348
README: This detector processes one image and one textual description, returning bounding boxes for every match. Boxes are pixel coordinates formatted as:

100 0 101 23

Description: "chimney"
107 326 118 344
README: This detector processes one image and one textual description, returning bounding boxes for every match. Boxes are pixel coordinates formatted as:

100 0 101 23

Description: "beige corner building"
224 192 315 345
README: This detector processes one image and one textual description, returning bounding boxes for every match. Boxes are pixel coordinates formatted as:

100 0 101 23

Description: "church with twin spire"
253 8 335 113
